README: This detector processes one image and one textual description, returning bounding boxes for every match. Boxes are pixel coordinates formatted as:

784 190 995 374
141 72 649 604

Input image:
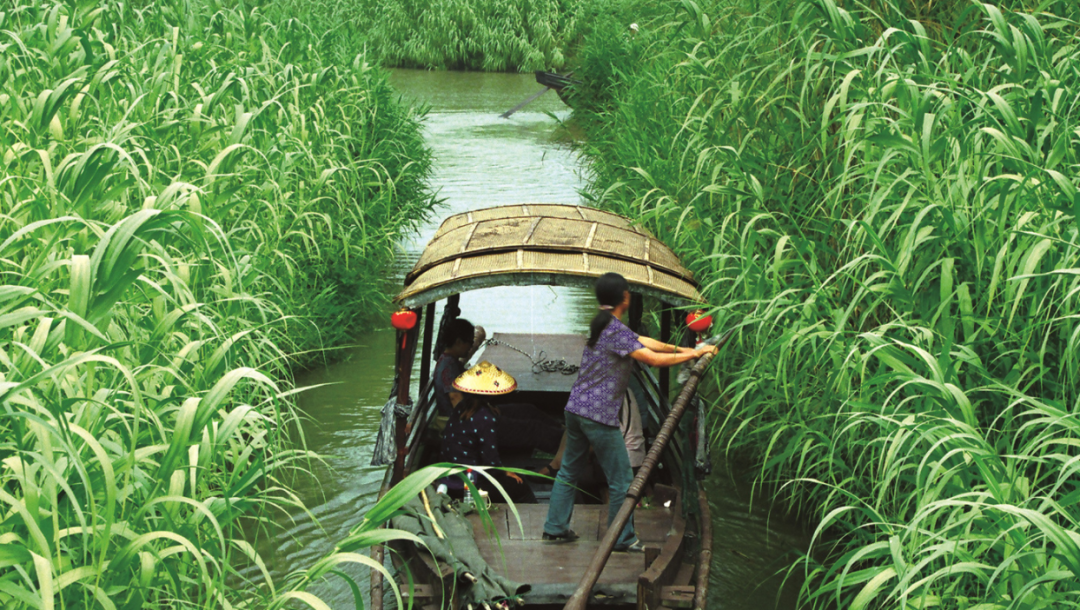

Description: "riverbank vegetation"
0 0 433 606
571 0 1080 607
267 0 588 71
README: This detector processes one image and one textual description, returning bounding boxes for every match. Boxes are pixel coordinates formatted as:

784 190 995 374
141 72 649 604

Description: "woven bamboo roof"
432 204 644 239
396 204 702 307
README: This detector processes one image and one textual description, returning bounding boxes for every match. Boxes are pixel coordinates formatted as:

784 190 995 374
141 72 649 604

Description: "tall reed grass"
267 0 587 71
0 0 433 606
572 0 1080 606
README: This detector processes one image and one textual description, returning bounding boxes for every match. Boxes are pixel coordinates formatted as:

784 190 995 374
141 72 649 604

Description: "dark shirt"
440 405 501 469
434 353 465 417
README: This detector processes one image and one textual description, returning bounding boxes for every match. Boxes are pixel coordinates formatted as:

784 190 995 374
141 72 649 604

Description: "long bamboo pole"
499 71 576 118
499 87 550 119
564 327 734 610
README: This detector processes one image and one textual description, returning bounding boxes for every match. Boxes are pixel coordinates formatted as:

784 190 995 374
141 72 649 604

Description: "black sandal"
542 529 579 543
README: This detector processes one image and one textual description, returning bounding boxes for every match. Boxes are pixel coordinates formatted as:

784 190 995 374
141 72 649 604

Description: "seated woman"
435 318 565 475
440 361 537 504
433 318 483 420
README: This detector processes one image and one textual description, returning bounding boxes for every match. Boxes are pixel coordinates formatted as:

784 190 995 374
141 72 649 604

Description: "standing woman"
542 273 718 551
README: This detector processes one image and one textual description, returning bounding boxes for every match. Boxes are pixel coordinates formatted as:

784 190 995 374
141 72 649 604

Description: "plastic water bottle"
463 470 476 506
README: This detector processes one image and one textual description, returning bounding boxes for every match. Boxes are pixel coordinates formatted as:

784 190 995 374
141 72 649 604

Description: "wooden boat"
501 72 580 118
372 204 715 610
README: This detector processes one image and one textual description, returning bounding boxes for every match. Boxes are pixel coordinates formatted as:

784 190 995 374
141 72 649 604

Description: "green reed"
0 0 435 607
266 0 588 71
571 0 1080 607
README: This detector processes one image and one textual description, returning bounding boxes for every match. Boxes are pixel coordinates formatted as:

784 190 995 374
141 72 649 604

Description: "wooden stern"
464 499 689 607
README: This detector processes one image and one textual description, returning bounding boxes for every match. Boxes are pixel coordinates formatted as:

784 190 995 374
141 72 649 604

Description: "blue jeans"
543 412 636 548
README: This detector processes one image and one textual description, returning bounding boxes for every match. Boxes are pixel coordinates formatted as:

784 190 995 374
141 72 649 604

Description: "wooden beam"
434 294 461 358
419 302 435 391
659 306 672 399
629 292 644 334
370 544 384 610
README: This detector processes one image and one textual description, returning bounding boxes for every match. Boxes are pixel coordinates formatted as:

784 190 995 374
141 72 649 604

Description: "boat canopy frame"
395 204 704 308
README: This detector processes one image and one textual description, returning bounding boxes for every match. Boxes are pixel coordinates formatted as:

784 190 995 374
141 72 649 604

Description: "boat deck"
466 503 680 605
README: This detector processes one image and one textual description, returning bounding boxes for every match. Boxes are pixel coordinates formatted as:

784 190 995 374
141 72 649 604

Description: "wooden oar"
563 327 736 610
500 70 576 119
499 86 551 119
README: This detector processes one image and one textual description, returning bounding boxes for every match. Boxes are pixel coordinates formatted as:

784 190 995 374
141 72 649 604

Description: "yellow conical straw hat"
453 361 517 395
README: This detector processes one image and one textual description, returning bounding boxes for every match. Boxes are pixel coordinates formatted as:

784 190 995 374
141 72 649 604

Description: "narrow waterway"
270 70 807 609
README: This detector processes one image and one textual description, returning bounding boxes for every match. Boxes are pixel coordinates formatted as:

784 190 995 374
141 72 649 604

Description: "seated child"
440 361 537 504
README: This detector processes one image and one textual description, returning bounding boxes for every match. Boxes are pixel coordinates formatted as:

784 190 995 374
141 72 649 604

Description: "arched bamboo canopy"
395 204 703 307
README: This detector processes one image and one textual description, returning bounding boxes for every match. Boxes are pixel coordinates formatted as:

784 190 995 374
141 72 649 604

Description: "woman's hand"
695 344 719 357
633 342 718 366
507 472 524 485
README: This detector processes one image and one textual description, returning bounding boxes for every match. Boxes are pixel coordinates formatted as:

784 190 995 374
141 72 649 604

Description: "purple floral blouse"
565 317 644 427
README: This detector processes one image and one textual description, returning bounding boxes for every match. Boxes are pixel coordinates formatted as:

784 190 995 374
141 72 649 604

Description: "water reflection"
706 461 809 609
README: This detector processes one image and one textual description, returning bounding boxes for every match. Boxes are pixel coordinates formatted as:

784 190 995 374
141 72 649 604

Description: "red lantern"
686 310 712 333
390 308 417 330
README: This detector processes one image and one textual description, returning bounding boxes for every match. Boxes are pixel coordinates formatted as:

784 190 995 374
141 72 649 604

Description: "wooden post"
370 543 385 610
694 489 713 609
391 308 421 485
419 302 435 392
659 305 672 399
628 293 643 334
433 294 461 359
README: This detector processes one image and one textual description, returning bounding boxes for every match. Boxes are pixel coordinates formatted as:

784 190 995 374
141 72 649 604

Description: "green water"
268 70 806 609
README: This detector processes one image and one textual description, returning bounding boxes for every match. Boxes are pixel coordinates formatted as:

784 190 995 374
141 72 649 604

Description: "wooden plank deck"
467 504 675 586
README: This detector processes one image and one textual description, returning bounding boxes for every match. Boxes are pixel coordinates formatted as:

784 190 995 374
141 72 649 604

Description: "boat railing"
634 364 692 489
